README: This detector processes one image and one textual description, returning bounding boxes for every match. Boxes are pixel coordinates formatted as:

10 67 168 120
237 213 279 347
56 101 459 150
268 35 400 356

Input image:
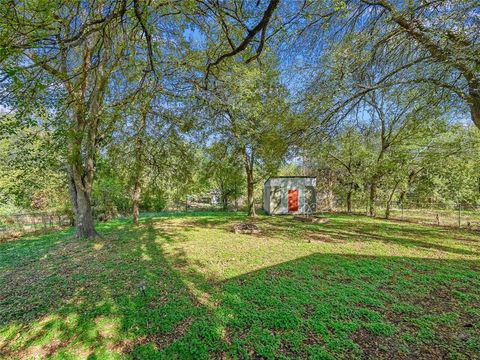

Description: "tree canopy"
0 0 478 237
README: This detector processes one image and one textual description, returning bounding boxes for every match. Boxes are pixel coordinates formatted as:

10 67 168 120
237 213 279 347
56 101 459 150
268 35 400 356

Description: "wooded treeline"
0 0 478 237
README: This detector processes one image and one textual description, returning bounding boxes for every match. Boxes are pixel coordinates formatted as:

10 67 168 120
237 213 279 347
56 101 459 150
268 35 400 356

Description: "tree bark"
219 180 229 210
385 180 400 219
246 166 256 217
469 80 480 130
131 106 148 225
327 169 337 211
346 184 353 213
369 181 377 217
242 146 256 217
69 166 98 238
132 179 141 226
222 195 228 211
234 182 238 211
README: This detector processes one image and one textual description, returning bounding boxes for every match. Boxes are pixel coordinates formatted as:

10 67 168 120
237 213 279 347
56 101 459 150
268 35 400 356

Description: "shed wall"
264 177 317 215
263 185 270 214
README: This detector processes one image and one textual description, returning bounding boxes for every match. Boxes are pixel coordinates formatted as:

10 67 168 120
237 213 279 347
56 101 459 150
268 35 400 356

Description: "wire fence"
2 199 478 241
0 211 73 240
320 200 480 230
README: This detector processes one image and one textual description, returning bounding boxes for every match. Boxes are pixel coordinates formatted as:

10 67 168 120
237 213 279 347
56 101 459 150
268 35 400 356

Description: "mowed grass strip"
0 212 479 359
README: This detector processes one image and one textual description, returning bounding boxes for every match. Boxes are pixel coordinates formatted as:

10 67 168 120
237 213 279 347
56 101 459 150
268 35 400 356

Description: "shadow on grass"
207 253 480 359
320 216 480 256
250 214 480 257
1 213 479 359
0 219 222 359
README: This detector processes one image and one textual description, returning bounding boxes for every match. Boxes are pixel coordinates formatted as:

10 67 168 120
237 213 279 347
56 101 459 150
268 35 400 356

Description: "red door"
288 189 299 212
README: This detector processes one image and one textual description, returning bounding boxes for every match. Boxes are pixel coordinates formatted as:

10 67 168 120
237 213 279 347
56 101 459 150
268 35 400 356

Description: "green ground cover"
1 212 479 359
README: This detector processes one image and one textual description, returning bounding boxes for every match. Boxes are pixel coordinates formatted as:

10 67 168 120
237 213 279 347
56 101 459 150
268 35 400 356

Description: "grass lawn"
1 212 479 359
348 207 480 230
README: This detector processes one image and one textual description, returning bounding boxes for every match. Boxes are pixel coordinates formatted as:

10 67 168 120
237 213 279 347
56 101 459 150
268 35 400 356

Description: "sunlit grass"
1 212 479 359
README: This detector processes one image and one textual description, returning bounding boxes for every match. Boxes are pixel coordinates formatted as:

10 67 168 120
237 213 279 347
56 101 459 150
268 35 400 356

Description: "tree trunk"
369 182 377 217
346 183 353 213
131 107 147 225
469 80 480 130
219 180 228 210
246 168 256 217
222 195 228 211
234 182 238 211
132 178 141 226
221 186 229 211
242 146 256 217
69 166 98 238
385 181 400 219
324 169 335 211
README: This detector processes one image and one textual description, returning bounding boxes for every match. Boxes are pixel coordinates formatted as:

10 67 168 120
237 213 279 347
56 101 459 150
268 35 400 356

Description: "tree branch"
205 0 280 77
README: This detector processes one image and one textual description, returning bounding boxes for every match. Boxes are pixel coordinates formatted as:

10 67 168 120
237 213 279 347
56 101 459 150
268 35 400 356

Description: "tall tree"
201 142 244 211
0 1 186 236
305 127 369 213
200 63 290 216
297 0 480 130
1 2 136 237
359 0 480 129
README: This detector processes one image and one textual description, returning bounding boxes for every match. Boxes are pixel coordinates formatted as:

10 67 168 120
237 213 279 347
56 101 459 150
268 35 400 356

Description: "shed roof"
264 176 316 184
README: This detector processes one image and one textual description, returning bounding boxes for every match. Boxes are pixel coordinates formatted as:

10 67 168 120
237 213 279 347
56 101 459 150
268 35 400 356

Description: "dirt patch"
147 317 193 349
232 223 261 234
2 338 70 360
350 326 455 359
147 296 169 309
294 216 330 224
349 328 398 359
278 338 305 358
303 331 327 347
306 232 343 243
268 269 293 278
454 237 480 249
121 317 194 354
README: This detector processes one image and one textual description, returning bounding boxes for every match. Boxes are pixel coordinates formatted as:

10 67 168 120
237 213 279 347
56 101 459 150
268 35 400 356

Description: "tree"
0 1 191 236
359 0 480 130
306 127 369 213
359 86 447 216
0 1 144 237
0 113 68 213
298 0 480 130
201 142 244 211
200 63 291 216
406 126 480 205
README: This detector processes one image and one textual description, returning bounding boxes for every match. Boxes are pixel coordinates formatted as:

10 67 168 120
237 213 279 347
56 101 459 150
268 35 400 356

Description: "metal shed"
263 176 317 215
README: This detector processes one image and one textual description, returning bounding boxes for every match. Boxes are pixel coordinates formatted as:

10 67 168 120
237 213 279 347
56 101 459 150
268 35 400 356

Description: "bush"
140 190 167 212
